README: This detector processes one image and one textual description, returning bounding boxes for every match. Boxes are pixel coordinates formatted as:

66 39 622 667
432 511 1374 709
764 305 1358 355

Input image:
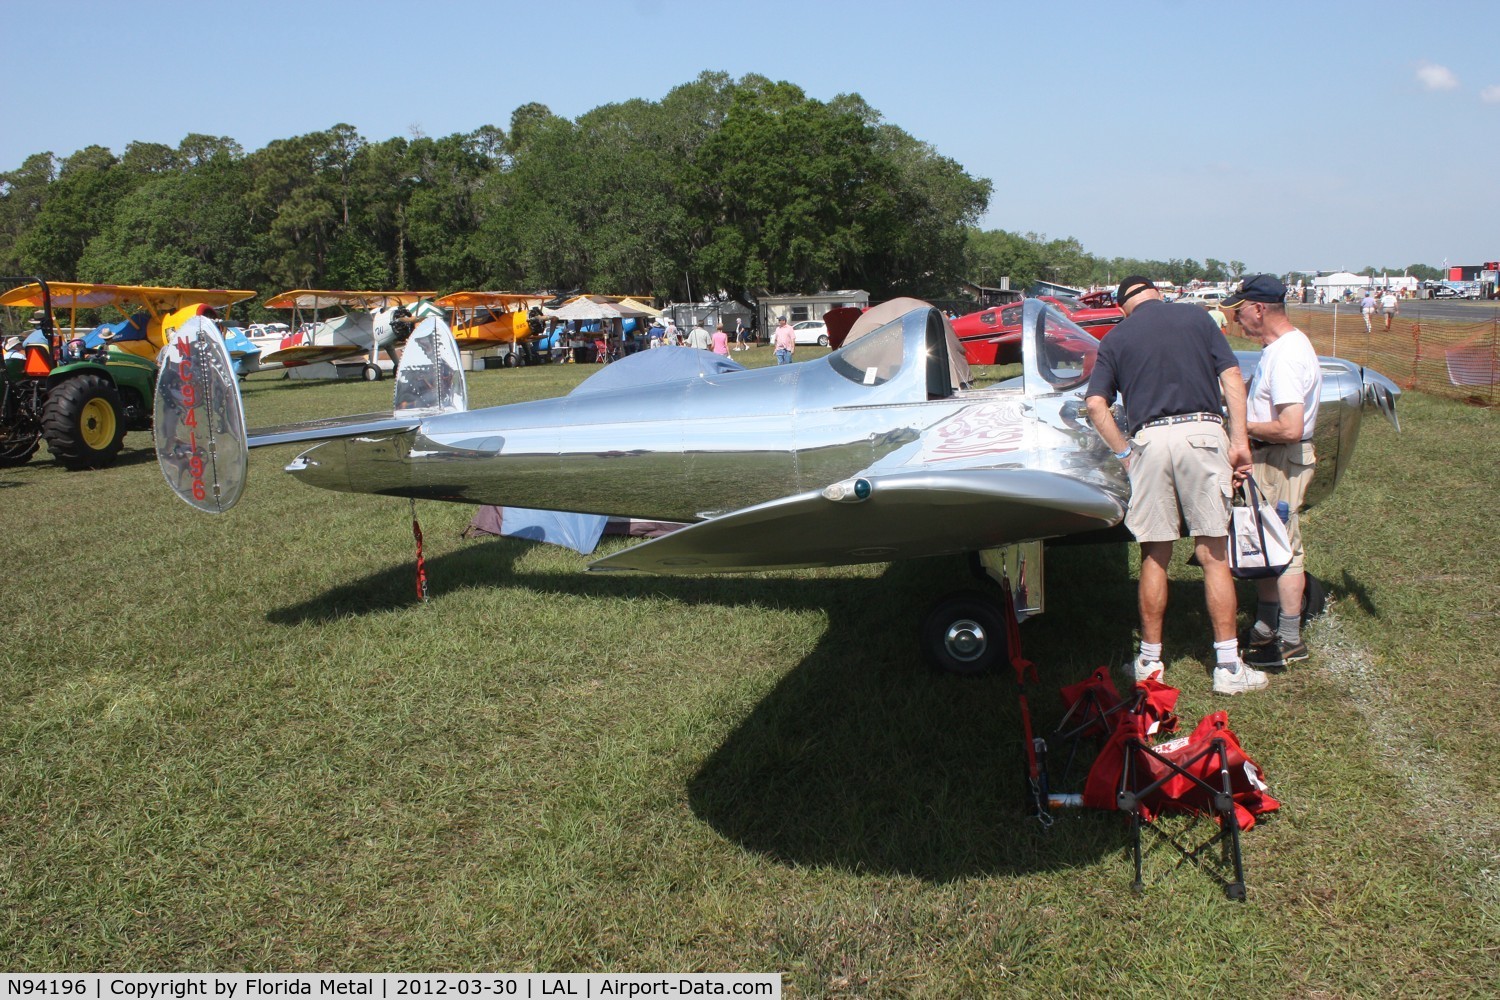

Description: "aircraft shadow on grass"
269 534 1245 882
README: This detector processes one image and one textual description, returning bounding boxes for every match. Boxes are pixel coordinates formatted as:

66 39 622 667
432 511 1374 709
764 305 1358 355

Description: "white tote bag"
1229 476 1293 579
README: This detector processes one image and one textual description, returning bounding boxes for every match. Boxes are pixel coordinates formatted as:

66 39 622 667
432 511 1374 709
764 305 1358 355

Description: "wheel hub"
943 619 988 662
79 398 116 449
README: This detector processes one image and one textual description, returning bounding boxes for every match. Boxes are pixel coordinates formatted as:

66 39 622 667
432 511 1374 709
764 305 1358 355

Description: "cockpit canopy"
1023 298 1097 395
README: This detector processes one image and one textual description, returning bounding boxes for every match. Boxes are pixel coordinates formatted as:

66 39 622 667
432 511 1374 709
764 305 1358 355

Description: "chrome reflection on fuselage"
285 300 1394 575
290 302 1126 528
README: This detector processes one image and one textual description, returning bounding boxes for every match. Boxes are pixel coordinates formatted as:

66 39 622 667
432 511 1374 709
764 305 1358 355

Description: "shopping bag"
1229 476 1292 579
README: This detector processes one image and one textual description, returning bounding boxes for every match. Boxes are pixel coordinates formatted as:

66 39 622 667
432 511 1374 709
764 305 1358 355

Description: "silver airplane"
154 298 1400 672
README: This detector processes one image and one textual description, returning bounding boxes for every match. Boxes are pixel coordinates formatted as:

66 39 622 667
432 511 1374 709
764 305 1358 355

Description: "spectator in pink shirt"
711 323 730 356
773 316 796 365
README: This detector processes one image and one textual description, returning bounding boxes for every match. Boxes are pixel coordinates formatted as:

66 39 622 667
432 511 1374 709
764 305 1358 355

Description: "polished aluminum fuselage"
294 369 1113 522
277 302 1395 574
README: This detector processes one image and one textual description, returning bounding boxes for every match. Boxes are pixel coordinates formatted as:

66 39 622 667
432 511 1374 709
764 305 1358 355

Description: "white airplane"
259 289 439 380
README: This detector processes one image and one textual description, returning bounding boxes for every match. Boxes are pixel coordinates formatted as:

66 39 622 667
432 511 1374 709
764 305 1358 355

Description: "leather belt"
1139 412 1223 430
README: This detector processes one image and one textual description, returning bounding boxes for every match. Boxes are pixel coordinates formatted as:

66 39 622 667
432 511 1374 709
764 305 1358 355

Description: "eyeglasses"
1231 302 1265 324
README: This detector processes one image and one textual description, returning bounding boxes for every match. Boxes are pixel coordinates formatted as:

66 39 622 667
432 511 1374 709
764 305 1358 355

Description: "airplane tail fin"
392 316 468 416
154 316 250 513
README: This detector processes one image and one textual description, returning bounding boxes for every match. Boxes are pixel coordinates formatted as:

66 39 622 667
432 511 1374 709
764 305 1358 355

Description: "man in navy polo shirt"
1085 276 1264 694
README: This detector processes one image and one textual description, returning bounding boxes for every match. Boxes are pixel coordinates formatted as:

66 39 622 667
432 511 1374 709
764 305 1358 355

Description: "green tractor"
1 278 255 469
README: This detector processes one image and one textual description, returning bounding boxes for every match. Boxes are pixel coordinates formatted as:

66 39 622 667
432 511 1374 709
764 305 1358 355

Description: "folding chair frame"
1048 682 1137 793
1117 735 1248 901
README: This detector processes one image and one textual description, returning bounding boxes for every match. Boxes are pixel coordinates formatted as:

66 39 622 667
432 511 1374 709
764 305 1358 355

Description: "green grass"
2 351 1497 995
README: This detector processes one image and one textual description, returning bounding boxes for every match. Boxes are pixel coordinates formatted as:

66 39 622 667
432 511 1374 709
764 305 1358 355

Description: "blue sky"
5 0 1495 275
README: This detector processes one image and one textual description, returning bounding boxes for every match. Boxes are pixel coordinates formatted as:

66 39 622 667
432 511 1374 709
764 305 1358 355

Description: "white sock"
1139 641 1162 663
1214 638 1240 670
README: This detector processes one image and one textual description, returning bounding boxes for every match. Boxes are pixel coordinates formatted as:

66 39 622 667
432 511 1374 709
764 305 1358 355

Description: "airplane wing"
264 289 437 310
587 467 1124 574
0 282 256 313
434 291 546 311
260 343 373 366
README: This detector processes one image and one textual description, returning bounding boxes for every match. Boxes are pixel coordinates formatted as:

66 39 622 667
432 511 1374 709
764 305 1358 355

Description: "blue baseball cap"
1222 275 1287 309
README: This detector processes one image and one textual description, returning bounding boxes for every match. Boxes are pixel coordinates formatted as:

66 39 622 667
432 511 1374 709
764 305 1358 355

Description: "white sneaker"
1213 661 1270 695
1132 656 1164 684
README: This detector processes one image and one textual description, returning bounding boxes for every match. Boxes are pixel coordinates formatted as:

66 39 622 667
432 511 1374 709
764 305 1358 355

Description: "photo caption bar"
0 976 780 1000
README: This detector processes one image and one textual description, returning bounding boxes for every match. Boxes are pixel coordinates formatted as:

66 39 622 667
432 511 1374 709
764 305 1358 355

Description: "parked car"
792 320 830 347
951 295 1122 366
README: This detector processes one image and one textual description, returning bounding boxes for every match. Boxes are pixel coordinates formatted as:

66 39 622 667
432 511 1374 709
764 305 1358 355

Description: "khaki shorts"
1125 421 1234 543
1252 441 1316 572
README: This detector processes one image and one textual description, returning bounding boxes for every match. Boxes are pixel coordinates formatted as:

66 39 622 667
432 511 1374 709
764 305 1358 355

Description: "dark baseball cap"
1115 275 1157 308
1222 274 1287 309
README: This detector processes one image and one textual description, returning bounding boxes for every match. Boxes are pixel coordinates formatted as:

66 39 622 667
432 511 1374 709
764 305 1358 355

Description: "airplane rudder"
153 316 250 513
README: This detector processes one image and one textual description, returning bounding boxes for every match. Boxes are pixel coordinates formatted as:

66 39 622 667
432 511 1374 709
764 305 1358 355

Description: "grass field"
2 344 1497 995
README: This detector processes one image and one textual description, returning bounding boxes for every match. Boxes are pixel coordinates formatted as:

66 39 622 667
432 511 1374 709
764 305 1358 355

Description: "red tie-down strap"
410 498 429 602
999 578 1044 797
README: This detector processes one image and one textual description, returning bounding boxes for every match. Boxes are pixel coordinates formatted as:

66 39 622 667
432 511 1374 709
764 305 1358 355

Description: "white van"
1180 288 1230 305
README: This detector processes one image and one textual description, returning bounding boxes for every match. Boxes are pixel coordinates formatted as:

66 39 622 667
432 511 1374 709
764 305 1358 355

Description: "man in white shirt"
1223 275 1322 668
1380 289 1398 331
686 320 711 351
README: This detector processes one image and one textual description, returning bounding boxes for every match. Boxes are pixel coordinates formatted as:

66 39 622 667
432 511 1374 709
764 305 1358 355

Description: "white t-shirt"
1249 328 1321 439
1380 292 1397 311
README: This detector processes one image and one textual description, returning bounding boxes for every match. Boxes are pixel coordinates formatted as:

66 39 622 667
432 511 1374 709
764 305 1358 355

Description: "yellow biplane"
433 290 547 366
260 289 438 380
0 280 256 361
0 280 255 468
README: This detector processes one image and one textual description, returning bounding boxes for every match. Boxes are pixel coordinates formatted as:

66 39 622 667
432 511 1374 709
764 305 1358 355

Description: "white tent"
546 298 624 322
543 295 656 321
1311 272 1419 302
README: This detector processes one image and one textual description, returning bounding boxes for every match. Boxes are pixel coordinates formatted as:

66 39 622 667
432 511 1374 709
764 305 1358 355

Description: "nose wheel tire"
1302 572 1326 622
920 590 1010 675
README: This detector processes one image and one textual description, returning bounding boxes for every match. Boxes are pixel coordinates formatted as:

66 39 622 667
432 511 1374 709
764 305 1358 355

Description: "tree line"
0 71 1440 324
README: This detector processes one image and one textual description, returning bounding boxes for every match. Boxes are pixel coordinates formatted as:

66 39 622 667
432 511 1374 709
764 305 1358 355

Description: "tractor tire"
0 423 41 467
40 373 127 470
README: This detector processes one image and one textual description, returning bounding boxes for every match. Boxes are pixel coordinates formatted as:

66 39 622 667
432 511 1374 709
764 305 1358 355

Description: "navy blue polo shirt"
1085 299 1239 435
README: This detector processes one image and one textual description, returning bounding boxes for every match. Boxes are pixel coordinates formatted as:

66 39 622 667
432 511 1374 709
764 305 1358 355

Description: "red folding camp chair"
1082 702 1278 900
1049 668 1180 796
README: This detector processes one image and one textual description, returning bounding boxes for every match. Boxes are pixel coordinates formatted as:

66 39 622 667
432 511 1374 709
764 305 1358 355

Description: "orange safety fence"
1286 303 1500 407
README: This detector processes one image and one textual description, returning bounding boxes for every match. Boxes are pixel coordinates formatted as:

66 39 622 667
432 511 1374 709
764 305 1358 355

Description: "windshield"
829 315 905 386
1035 306 1097 392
